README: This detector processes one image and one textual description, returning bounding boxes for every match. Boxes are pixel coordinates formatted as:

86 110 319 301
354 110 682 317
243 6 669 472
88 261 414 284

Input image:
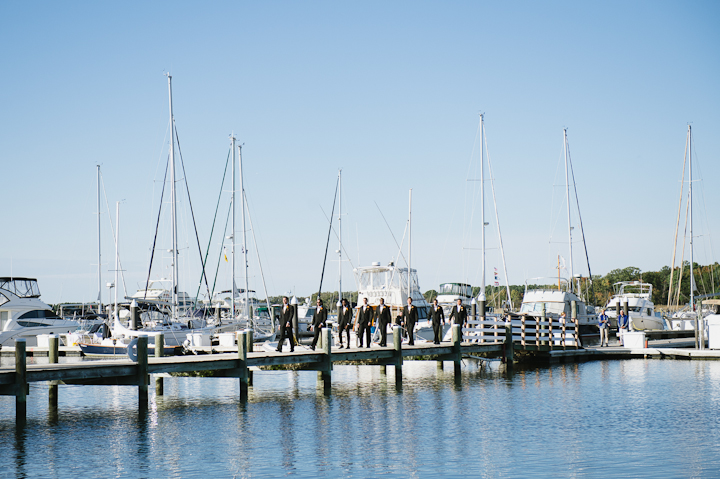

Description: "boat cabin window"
18 310 59 320
0 293 8 307
0 279 41 298
439 283 472 297
0 311 8 330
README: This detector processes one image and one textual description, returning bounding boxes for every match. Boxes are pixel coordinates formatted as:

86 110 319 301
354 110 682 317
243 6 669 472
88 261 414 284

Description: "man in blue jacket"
598 309 609 347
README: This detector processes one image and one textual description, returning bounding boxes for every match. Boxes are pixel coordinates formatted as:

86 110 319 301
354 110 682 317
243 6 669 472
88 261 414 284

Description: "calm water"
1 358 720 478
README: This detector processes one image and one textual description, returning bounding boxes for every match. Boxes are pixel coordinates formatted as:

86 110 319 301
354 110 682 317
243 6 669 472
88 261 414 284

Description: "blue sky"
1 1 718 304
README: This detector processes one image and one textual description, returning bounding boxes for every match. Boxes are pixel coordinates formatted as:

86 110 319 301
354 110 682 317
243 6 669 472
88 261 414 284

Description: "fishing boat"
602 281 664 330
0 277 80 347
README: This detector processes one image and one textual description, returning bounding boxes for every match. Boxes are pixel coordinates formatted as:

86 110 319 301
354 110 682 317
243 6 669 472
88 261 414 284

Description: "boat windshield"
439 283 472 296
519 302 569 315
0 278 41 298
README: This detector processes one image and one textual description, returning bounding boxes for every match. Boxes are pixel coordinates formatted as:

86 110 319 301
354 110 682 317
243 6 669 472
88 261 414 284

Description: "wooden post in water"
320 327 332 391
520 314 526 347
15 339 27 426
49 335 59 409
504 316 514 366
238 330 249 401
452 324 462 377
245 329 254 386
155 333 164 396
393 326 403 384
541 304 547 346
137 335 149 411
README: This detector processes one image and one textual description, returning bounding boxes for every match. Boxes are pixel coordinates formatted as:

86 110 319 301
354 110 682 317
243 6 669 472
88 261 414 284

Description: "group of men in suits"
275 293 470 352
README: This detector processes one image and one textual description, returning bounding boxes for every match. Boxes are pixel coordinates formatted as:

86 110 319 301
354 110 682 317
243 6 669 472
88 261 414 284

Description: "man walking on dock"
449 299 467 327
276 296 295 352
376 297 391 347
430 298 445 344
337 298 352 349
358 297 373 347
402 297 418 345
310 298 327 351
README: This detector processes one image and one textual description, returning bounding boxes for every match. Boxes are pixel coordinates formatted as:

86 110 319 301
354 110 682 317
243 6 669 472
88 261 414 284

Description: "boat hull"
79 342 182 358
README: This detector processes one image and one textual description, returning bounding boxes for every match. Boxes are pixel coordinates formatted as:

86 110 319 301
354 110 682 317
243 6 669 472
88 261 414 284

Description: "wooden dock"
2 314 716 426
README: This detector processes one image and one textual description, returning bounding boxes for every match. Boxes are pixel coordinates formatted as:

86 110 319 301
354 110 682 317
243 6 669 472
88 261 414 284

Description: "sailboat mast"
689 125 696 330
408 189 412 299
231 134 236 321
97 165 102 307
564 129 574 292
239 144 250 325
114 201 120 321
167 74 179 321
338 169 342 303
480 114 486 301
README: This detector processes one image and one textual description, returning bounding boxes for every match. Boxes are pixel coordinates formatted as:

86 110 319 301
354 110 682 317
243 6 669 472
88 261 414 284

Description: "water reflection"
2 360 720 477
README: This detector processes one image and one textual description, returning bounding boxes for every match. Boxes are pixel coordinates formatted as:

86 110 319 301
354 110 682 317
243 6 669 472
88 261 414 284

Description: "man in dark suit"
375 297 392 347
337 298 352 349
430 298 445 344
449 299 467 326
276 296 295 352
358 297 373 347
401 296 418 345
310 298 327 351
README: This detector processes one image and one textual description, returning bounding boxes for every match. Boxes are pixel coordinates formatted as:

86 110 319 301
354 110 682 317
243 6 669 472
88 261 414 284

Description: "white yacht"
0 277 80 347
519 278 597 328
436 283 473 316
603 281 664 330
355 261 430 341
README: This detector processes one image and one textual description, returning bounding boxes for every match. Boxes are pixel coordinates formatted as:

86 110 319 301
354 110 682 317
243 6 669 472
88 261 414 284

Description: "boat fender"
127 338 139 362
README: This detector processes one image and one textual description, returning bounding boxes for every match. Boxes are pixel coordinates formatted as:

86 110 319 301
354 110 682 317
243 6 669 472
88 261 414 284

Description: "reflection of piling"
155 333 164 396
319 328 332 393
452 324 462 377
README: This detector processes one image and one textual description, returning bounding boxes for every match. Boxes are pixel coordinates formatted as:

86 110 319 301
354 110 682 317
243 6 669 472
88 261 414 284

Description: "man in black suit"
337 298 352 349
276 296 295 352
375 297 392 347
358 297 373 347
449 298 467 326
430 298 445 344
310 298 327 351
401 296 418 345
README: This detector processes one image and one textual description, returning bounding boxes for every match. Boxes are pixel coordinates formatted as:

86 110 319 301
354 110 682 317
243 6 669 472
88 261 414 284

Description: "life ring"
127 338 139 362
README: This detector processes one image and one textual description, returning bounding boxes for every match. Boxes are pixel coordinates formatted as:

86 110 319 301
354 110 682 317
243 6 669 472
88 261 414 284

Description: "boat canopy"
0 278 41 298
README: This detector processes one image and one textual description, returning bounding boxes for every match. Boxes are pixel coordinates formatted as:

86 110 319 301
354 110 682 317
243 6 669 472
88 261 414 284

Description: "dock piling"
320 327 332 392
155 333 164 396
452 324 462 377
245 329 254 386
238 330 249 401
504 316 514 367
48 335 59 410
15 339 27 426
393 326 402 384
137 335 148 410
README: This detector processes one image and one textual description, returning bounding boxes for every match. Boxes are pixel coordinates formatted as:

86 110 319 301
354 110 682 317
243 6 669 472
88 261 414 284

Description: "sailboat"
666 125 712 347
518 128 597 331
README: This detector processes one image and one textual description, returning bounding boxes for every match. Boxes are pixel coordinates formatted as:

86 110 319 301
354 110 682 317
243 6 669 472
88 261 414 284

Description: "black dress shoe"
290 348 295 352
310 346 315 351
275 348 282 352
